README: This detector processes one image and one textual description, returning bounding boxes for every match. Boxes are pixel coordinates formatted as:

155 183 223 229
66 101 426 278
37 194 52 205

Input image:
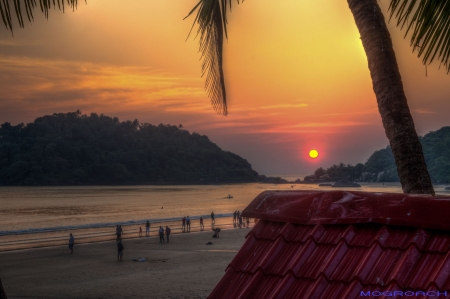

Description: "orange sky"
0 0 449 175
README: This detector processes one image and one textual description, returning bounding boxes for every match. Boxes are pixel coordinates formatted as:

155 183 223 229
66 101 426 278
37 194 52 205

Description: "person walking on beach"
159 226 165 243
211 211 215 224
186 216 191 232
200 216 204 231
117 238 124 261
165 226 171 243
68 233 74 254
213 228 221 238
239 215 243 228
145 220 150 237
182 217 186 232
233 211 237 224
237 210 240 219
116 225 121 239
116 225 124 239
139 227 142 237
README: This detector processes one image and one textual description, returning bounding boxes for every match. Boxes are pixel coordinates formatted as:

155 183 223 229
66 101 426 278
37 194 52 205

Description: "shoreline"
0 216 245 253
0 225 250 299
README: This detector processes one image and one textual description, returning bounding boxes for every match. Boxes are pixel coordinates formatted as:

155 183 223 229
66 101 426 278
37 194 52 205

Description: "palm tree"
345 0 437 195
184 0 450 195
0 0 80 31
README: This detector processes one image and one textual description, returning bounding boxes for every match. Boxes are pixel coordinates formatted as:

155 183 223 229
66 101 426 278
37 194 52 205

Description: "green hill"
309 126 450 184
0 111 259 185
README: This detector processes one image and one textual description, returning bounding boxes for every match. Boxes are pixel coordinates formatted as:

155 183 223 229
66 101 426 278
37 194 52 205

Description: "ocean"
1 182 449 251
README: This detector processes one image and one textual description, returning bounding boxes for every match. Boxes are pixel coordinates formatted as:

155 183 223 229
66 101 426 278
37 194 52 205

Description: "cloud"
0 39 40 46
317 108 379 116
257 121 367 132
414 109 437 114
291 121 366 128
0 55 211 122
260 103 309 109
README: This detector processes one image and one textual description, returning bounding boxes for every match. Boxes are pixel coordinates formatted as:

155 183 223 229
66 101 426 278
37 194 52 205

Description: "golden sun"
309 149 319 159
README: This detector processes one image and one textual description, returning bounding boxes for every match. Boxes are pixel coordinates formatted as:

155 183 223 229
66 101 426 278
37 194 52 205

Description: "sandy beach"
0 227 249 299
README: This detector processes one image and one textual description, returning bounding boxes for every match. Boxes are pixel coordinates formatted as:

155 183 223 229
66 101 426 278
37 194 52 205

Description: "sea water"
1 182 449 251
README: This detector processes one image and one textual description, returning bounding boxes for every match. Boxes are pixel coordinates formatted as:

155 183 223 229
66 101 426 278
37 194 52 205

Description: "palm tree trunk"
347 0 434 195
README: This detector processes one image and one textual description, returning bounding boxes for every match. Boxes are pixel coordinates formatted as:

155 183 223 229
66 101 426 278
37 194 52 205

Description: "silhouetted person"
117 238 124 261
165 226 171 243
213 228 221 238
200 216 204 230
211 211 215 224
186 216 191 232
145 220 150 237
68 233 74 254
159 226 165 243
116 225 121 239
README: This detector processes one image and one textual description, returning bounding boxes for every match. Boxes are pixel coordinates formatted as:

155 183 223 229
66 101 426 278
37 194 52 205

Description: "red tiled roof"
208 190 450 299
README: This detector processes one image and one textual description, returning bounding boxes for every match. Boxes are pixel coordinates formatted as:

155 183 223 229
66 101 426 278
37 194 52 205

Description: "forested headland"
307 127 450 184
0 111 260 185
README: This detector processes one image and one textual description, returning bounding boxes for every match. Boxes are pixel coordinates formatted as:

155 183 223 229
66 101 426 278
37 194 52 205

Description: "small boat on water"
225 194 233 199
332 177 361 188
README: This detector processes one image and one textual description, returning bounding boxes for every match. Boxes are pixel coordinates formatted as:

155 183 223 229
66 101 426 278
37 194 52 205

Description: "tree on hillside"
183 0 450 195
0 112 260 185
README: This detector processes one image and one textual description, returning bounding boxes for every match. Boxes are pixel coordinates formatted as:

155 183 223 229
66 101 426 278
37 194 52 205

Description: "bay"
1 182 449 251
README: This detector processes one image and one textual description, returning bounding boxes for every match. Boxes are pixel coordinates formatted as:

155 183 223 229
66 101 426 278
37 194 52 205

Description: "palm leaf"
389 0 450 73
0 0 83 33
185 0 243 116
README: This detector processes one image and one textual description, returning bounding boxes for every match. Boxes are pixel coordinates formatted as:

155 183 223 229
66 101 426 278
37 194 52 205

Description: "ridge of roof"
241 190 450 230
241 229 437 254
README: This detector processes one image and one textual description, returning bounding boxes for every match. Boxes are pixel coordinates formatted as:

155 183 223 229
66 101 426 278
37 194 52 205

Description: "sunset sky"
0 0 449 176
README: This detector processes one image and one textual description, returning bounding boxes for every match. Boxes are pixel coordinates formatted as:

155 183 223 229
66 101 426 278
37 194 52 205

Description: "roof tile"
407 251 450 289
424 231 450 253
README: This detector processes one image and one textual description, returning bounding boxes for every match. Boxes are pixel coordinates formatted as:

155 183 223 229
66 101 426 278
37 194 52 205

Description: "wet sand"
0 227 250 299
0 217 237 252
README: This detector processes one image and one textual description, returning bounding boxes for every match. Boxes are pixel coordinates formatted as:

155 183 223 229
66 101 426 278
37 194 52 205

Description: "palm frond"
0 0 83 33
185 0 243 116
389 0 450 73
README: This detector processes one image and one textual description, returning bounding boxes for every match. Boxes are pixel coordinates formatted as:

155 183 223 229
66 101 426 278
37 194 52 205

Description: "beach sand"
0 227 250 299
